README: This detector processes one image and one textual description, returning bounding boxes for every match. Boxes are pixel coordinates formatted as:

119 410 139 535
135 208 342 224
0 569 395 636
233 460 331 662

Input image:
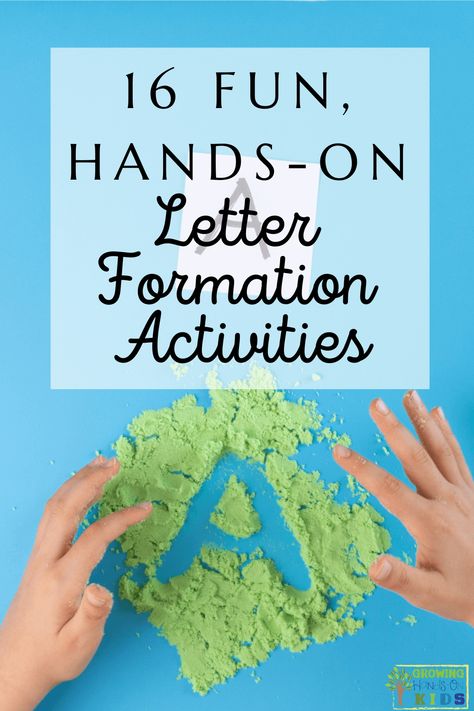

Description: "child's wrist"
0 663 55 711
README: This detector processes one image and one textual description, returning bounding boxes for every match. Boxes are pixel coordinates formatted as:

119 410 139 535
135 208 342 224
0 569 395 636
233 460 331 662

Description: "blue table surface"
0 2 472 710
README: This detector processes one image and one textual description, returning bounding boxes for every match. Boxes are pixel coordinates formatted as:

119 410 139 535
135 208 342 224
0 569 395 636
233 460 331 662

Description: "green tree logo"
386 666 413 706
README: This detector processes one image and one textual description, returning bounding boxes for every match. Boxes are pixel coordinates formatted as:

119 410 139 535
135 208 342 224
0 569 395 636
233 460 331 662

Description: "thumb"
65 584 113 643
369 555 437 609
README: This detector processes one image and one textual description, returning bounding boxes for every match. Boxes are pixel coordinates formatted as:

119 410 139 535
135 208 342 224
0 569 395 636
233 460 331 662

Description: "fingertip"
369 555 393 582
107 457 120 478
88 456 120 476
86 583 113 610
333 444 352 460
121 502 153 525
372 397 390 416
403 389 426 413
432 405 446 423
99 457 121 481
369 398 391 424
133 501 153 517
110 502 152 538
105 457 120 471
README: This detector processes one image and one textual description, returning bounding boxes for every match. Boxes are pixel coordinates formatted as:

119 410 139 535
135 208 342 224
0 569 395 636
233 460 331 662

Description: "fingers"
432 407 473 486
60 584 113 656
34 456 121 561
60 503 152 587
403 391 464 487
369 398 447 498
369 554 444 611
333 444 429 537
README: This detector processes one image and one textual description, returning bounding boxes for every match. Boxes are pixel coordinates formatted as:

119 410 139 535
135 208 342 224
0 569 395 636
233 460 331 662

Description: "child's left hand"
0 456 152 711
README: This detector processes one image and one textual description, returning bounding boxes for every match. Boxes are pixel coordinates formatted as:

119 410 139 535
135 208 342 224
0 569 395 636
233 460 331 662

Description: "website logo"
386 665 469 710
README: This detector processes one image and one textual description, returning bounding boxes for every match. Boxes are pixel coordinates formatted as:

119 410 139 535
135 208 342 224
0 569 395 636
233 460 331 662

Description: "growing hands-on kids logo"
386 665 469 710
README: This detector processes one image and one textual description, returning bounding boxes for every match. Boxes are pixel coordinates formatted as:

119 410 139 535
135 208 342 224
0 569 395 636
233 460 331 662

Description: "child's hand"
0 456 152 711
333 391 474 625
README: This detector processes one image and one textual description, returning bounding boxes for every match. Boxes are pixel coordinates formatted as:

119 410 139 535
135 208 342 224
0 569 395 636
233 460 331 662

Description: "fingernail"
406 389 423 408
371 557 392 581
105 457 118 468
334 444 351 459
436 406 446 421
92 455 105 464
135 501 152 511
87 584 113 607
375 398 389 415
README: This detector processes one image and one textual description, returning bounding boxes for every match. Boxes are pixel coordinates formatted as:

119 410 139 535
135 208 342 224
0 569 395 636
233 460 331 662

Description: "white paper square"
177 154 320 298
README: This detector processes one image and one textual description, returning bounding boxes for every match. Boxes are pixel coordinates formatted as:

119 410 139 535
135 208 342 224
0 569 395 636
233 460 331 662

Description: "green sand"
210 475 261 537
100 379 390 695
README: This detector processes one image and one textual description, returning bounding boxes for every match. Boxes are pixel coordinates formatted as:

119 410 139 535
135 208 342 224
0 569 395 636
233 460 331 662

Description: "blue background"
0 2 472 711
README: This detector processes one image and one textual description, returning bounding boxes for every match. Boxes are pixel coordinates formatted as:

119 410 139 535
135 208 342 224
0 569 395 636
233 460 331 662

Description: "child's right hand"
333 391 474 625
0 456 152 711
